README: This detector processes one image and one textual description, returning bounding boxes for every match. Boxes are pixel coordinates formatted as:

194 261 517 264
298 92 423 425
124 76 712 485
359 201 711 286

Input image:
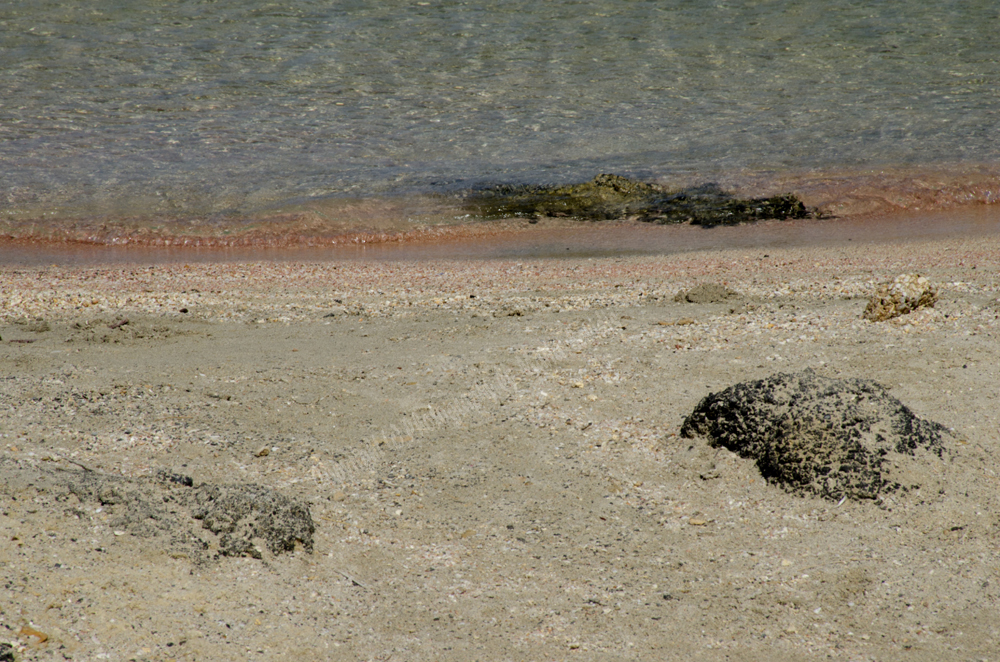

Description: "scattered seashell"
19 625 48 643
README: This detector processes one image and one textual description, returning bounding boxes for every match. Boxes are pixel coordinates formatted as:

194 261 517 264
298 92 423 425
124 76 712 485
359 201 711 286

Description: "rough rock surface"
52 467 314 560
680 369 951 501
191 483 316 557
673 283 740 304
863 273 938 321
465 174 812 225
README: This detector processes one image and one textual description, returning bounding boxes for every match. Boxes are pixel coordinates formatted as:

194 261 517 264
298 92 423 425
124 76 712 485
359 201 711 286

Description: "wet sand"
4 201 1000 268
2 209 1000 660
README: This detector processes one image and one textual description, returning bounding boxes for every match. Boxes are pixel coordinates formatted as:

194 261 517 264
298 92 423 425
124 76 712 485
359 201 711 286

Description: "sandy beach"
2 220 1000 661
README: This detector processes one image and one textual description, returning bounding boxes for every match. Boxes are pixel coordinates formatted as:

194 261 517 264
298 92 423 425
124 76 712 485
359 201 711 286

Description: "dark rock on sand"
465 174 812 226
680 369 950 501
192 483 315 557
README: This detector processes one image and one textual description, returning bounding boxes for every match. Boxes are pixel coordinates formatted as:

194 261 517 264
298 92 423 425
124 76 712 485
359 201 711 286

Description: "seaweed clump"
466 174 812 226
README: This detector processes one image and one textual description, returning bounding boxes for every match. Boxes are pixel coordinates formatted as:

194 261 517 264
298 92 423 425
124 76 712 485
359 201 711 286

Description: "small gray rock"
60 469 314 560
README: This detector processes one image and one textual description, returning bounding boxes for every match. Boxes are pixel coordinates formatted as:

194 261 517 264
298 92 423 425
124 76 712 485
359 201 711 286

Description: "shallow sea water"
1 0 999 254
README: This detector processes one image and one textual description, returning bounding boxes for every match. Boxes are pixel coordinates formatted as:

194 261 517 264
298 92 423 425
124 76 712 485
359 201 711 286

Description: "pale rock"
863 274 937 322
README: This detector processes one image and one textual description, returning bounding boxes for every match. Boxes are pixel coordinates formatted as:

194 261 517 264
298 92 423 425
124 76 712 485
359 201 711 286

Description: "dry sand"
2 224 1000 661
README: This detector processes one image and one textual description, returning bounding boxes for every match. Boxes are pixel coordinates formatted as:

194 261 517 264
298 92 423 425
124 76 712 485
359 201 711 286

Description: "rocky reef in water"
464 174 813 226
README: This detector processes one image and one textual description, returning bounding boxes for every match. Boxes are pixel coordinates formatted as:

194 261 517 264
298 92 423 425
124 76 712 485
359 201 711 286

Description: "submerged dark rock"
465 173 812 226
680 369 950 501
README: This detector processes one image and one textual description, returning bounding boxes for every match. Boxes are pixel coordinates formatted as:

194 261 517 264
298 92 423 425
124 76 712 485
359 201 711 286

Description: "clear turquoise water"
2 0 999 229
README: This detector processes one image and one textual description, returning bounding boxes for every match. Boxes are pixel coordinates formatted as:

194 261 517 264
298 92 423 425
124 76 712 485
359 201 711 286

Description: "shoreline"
2 202 1000 268
3 163 1000 262
3 225 1000 660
